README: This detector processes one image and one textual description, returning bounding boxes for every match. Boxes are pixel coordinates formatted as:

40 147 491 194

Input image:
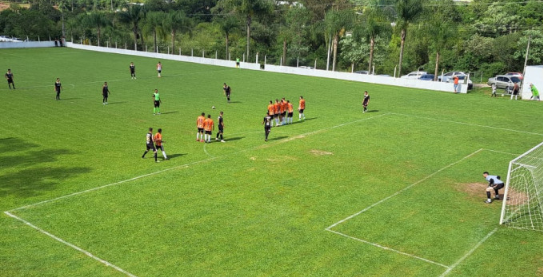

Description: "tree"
215 0 273 60
118 4 145 50
426 0 456 80
325 8 353 71
163 10 192 52
394 0 423 76
81 11 111 46
215 15 239 59
356 0 390 73
143 11 167 52
340 35 369 71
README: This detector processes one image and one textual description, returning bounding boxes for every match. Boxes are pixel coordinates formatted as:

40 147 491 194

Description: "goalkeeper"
483 172 504 204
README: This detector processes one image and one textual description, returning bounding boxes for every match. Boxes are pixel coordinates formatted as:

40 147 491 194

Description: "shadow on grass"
167 153 186 159
289 117 318 125
107 101 127 105
160 111 178 115
0 137 40 153
61 98 81 100
0 137 91 197
228 101 242 104
225 137 244 142
367 110 379 113
0 166 91 197
268 136 288 141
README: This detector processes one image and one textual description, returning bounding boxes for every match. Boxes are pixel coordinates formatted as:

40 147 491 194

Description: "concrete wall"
0 41 56 49
61 43 466 93
522 65 543 100
66 43 261 70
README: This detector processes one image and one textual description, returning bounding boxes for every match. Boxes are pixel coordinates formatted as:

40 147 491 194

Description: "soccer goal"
500 142 543 231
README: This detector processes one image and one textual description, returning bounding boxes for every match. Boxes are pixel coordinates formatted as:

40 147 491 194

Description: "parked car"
354 70 370 75
419 74 435 81
505 72 523 80
445 75 473 90
488 75 522 89
401 71 427 79
438 71 466 82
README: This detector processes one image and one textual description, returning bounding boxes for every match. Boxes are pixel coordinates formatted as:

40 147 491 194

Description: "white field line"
439 228 498 277
326 148 485 230
390 113 543 137
4 211 138 277
203 142 214 157
326 229 450 269
482 149 520 156
7 113 390 213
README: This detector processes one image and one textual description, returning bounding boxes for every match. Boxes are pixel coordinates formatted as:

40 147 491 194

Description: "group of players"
262 96 306 141
142 128 168 163
196 111 225 143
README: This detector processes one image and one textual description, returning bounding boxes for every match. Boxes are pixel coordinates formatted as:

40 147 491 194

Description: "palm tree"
118 4 145 50
143 11 167 52
358 0 390 73
163 10 191 52
82 11 111 46
215 15 239 59
325 9 354 71
395 0 423 76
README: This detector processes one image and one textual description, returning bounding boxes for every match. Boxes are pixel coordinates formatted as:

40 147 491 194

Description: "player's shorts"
218 127 224 133
198 127 204 133
281 112 286 117
363 102 369 106
146 143 156 151
265 126 271 132
155 145 164 151
513 89 519 95
273 114 279 118
288 112 293 117
226 92 230 97
491 183 505 190
154 101 160 107
205 130 212 135
157 70 162 73
299 109 304 113
236 62 240 66
7 79 13 83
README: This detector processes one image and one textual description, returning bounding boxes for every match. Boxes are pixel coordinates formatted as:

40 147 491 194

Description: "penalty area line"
4 211 138 277
439 228 498 277
326 229 450 269
326 148 485 230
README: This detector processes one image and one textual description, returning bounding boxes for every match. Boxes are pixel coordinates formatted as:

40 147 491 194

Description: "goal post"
500 141 543 232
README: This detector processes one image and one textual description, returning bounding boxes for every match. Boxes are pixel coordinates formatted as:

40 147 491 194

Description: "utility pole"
523 35 532 79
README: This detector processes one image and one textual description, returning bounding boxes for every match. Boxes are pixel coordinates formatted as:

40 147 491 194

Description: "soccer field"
1 48 543 277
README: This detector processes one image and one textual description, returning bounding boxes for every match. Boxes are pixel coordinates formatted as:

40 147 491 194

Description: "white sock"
162 152 167 159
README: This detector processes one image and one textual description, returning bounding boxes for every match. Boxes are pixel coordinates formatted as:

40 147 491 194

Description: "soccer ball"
212 106 215 109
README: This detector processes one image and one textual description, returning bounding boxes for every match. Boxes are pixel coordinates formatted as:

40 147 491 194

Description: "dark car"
419 74 435 81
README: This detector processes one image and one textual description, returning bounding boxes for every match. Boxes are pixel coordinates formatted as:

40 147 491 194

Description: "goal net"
500 142 543 231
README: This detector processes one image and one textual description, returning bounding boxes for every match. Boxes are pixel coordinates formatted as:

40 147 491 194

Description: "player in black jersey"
130 62 136 79
142 127 159 162
102 82 110 104
54 78 62 100
216 111 225 142
223 83 231 103
362 91 370 113
5 69 15 89
263 112 272 141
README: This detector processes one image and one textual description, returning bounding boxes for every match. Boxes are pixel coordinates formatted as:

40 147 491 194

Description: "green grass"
1 47 543 277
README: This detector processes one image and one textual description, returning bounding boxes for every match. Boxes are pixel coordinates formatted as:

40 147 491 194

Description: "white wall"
522 65 543 100
54 42 466 93
66 43 261 70
0 41 56 49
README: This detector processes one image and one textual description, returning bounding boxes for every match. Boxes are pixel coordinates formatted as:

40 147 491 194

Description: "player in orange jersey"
197 112 206 142
281 98 288 125
154 128 168 160
286 100 294 124
274 99 281 126
204 114 214 143
298 96 306 121
267 101 275 121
